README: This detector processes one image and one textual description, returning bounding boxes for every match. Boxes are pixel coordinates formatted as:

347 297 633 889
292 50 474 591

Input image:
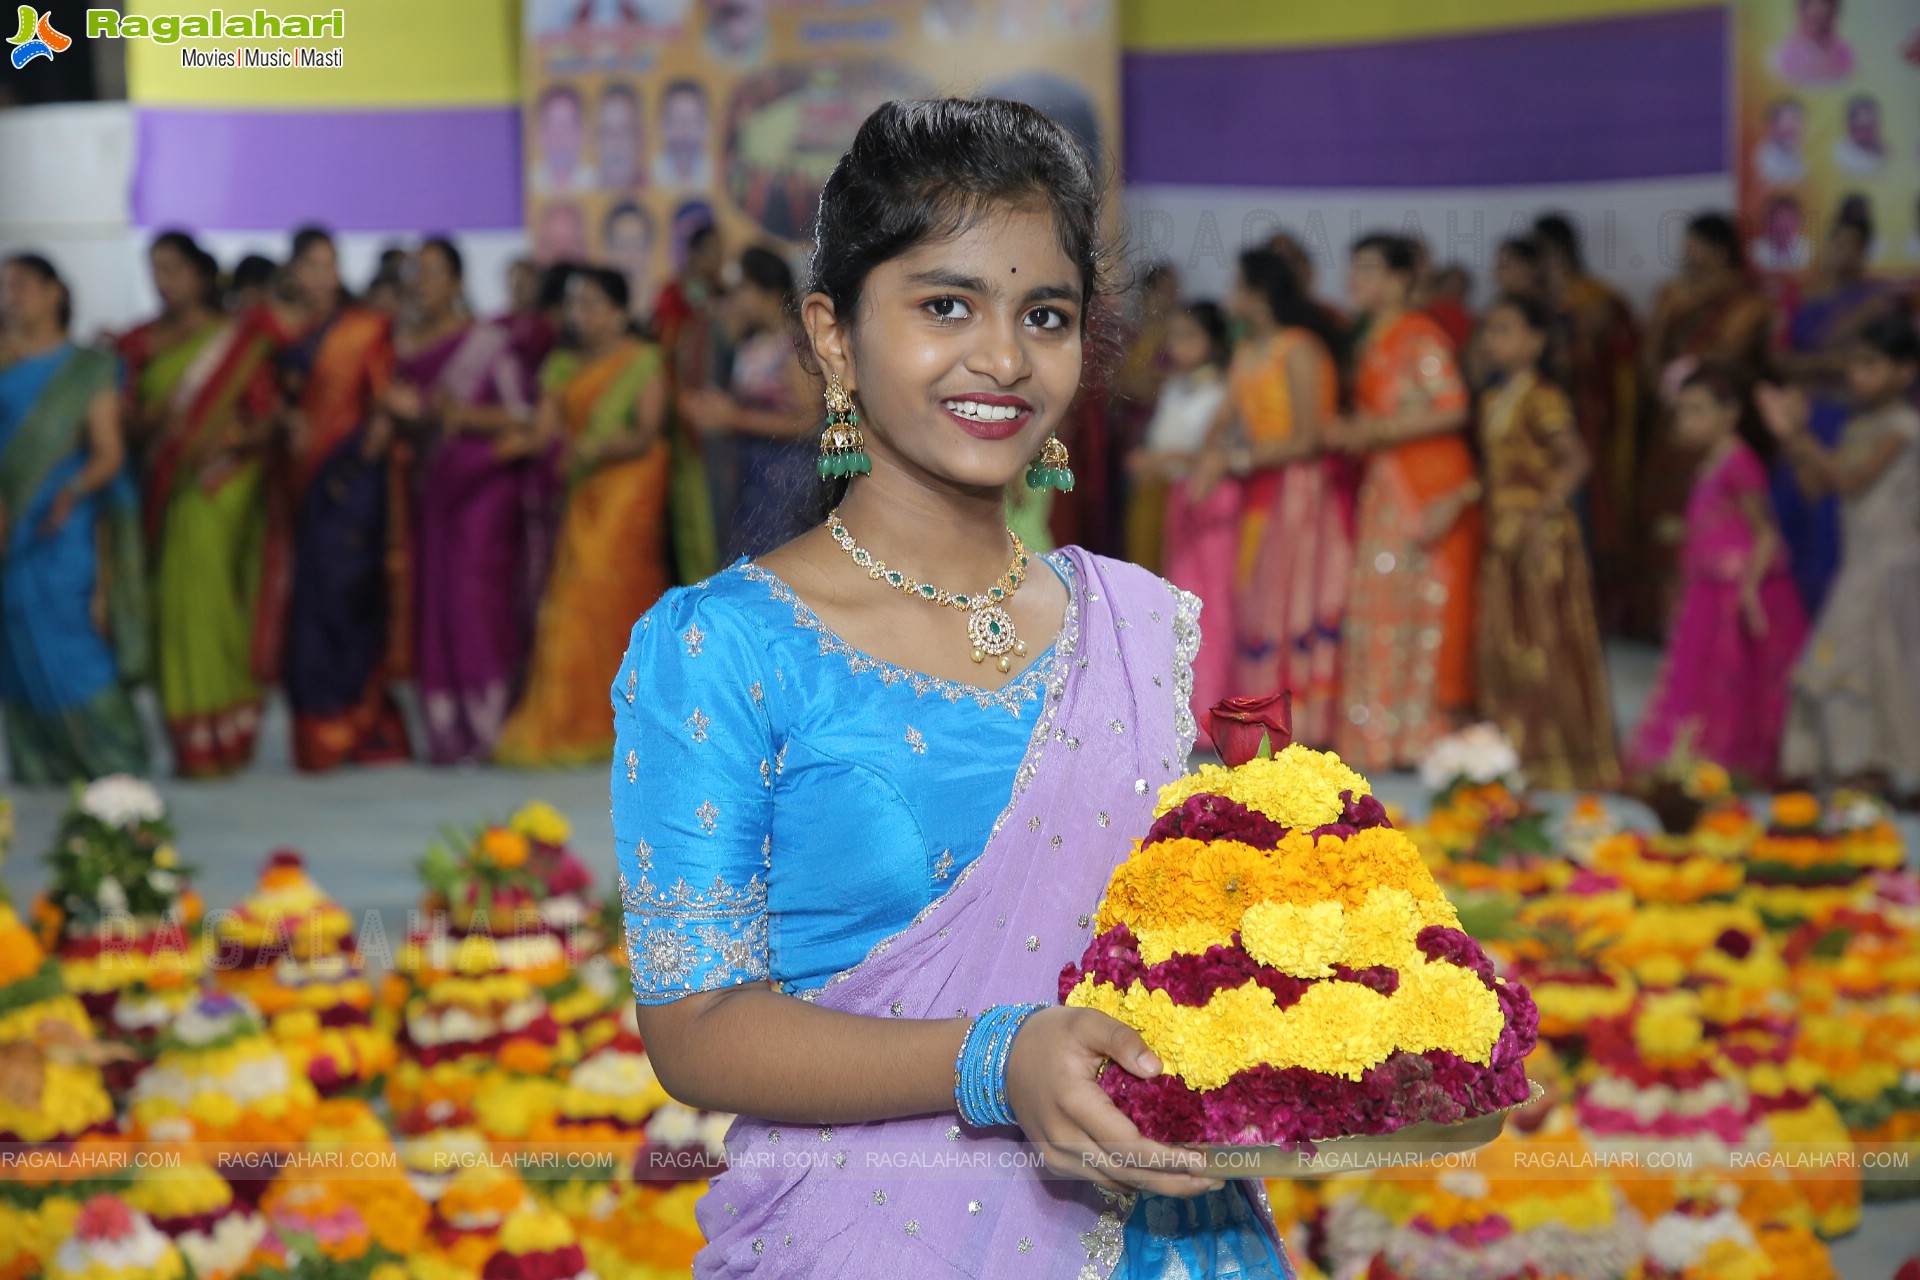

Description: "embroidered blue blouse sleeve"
611 590 776 1003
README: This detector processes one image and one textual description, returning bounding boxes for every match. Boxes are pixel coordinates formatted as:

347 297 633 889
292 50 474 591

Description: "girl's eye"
925 297 972 322
1027 307 1070 332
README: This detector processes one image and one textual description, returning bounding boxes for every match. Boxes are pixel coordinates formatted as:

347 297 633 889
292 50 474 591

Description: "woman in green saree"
0 254 149 784
118 232 282 777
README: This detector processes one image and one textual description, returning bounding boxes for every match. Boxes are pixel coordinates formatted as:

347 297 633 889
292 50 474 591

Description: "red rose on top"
1206 692 1294 767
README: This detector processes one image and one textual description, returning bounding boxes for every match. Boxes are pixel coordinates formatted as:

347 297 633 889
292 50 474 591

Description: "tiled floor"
2 643 1916 1273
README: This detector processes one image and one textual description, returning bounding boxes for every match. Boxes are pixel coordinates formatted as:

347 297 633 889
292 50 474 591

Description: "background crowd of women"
1123 206 1920 804
0 222 816 784
3 197 1918 800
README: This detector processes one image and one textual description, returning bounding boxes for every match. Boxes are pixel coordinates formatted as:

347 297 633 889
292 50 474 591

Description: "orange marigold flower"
1771 792 1822 830
479 827 531 869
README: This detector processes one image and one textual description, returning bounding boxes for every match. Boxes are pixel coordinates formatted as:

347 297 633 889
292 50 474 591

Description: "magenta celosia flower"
1415 926 1498 988
1142 794 1291 850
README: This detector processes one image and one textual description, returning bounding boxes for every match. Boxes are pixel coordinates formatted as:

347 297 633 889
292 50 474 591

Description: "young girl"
1128 301 1233 725
1474 295 1620 790
1628 365 1807 783
614 100 1284 1277
1765 312 1920 793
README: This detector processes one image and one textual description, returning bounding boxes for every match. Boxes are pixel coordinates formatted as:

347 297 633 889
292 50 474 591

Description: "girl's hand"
1004 1007 1222 1199
1740 587 1770 640
1187 450 1229 501
385 382 426 422
1755 383 1810 441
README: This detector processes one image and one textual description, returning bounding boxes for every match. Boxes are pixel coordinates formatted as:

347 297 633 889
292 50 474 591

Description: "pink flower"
1143 794 1291 850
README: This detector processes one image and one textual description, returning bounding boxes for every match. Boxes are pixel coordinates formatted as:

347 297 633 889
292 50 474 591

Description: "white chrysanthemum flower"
1418 723 1522 792
96 877 129 913
79 774 166 828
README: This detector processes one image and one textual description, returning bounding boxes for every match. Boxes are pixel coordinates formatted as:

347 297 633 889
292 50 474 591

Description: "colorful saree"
122 311 281 777
626 552 1286 1277
403 321 535 764
279 306 411 772
495 338 670 766
1228 329 1351 746
0 345 149 783
1336 311 1480 772
1475 373 1620 791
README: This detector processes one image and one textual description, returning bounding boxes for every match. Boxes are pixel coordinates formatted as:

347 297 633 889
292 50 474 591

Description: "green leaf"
1257 731 1274 761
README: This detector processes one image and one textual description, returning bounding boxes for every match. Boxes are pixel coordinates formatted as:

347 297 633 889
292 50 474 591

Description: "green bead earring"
817 374 871 480
1024 435 1075 492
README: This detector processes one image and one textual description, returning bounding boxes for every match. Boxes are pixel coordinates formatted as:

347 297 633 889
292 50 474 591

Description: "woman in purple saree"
392 238 539 764
612 100 1288 1279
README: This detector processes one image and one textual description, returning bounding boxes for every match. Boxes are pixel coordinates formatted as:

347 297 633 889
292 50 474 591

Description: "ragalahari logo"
8 5 70 67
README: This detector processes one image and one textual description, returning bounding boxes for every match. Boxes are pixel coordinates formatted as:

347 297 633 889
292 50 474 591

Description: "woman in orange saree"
1332 234 1481 772
119 232 282 777
495 267 670 766
278 227 411 772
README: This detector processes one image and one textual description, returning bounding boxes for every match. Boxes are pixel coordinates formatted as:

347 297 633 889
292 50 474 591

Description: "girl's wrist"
953 1003 1046 1128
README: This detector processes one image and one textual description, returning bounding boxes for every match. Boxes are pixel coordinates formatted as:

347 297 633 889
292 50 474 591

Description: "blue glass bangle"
954 1003 1045 1128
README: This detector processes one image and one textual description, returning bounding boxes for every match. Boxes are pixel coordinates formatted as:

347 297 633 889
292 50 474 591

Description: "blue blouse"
611 557 1065 1000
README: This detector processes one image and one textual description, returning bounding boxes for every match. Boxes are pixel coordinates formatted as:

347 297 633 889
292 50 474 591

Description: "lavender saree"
612 549 1288 1278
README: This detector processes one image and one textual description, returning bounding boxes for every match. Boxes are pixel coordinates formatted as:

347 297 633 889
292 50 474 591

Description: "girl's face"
731 281 783 334
150 245 203 312
822 205 1083 495
1481 304 1544 374
1227 274 1266 327
565 276 624 347
290 240 341 309
1346 249 1396 313
0 262 59 330
1164 310 1213 374
1845 345 1914 406
412 247 458 316
1681 232 1726 279
1493 248 1539 298
1674 384 1737 450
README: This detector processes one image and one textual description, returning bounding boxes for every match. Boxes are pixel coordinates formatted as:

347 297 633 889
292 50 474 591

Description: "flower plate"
1200 1080 1545 1178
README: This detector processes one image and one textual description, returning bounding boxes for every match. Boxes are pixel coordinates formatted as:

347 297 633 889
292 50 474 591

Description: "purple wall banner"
1123 7 1728 189
132 107 523 230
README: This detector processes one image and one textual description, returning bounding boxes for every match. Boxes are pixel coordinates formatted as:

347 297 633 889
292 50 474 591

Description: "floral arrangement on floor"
1059 705 1538 1150
1408 726 1564 897
127 991 318 1151
123 1158 269 1280
1590 831 1745 906
1744 792 1906 930
35 777 204 1045
1637 726 1736 835
1637 1188 1835 1280
46 1194 186 1280
1317 1114 1646 1280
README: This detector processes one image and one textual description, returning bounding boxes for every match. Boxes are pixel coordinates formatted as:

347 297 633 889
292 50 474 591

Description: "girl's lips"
942 404 1032 440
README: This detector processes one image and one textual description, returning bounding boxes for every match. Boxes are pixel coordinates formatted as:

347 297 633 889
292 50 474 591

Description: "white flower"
1646 1206 1753 1269
79 774 166 828
1418 723 1522 792
148 869 179 895
96 877 129 913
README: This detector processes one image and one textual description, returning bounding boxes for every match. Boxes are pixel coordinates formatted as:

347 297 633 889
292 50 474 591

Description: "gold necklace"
825 510 1031 673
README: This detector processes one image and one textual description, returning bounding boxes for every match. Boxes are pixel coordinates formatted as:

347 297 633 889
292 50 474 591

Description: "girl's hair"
1856 309 1919 367
1184 299 1230 370
290 224 335 262
420 235 465 281
805 97 1107 346
572 265 630 313
1498 236 1542 271
1488 292 1556 376
1680 362 1776 464
739 245 795 302
5 252 72 330
150 230 221 306
1350 232 1417 278
1685 212 1744 271
1237 248 1340 360
231 253 277 297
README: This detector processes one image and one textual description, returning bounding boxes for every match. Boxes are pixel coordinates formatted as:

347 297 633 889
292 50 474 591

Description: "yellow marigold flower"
1240 901 1345 977
479 827 531 869
499 1206 577 1253
510 801 572 847
154 843 180 869
1154 745 1370 830
1633 991 1705 1059
1131 921 1236 965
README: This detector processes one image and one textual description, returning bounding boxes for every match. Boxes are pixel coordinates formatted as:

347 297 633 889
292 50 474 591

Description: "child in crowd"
1764 311 1920 794
1129 301 1234 726
1474 295 1620 790
1629 365 1808 782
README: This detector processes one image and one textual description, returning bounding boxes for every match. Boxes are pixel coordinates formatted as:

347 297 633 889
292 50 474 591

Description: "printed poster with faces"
523 0 1119 319
1737 0 1920 275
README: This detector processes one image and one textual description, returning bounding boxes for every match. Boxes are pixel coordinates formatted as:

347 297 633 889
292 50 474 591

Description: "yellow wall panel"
1121 0 1719 52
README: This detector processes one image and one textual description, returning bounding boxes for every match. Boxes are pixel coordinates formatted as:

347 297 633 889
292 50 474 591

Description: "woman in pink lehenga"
1195 250 1350 745
1130 301 1234 731
1628 366 1807 783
